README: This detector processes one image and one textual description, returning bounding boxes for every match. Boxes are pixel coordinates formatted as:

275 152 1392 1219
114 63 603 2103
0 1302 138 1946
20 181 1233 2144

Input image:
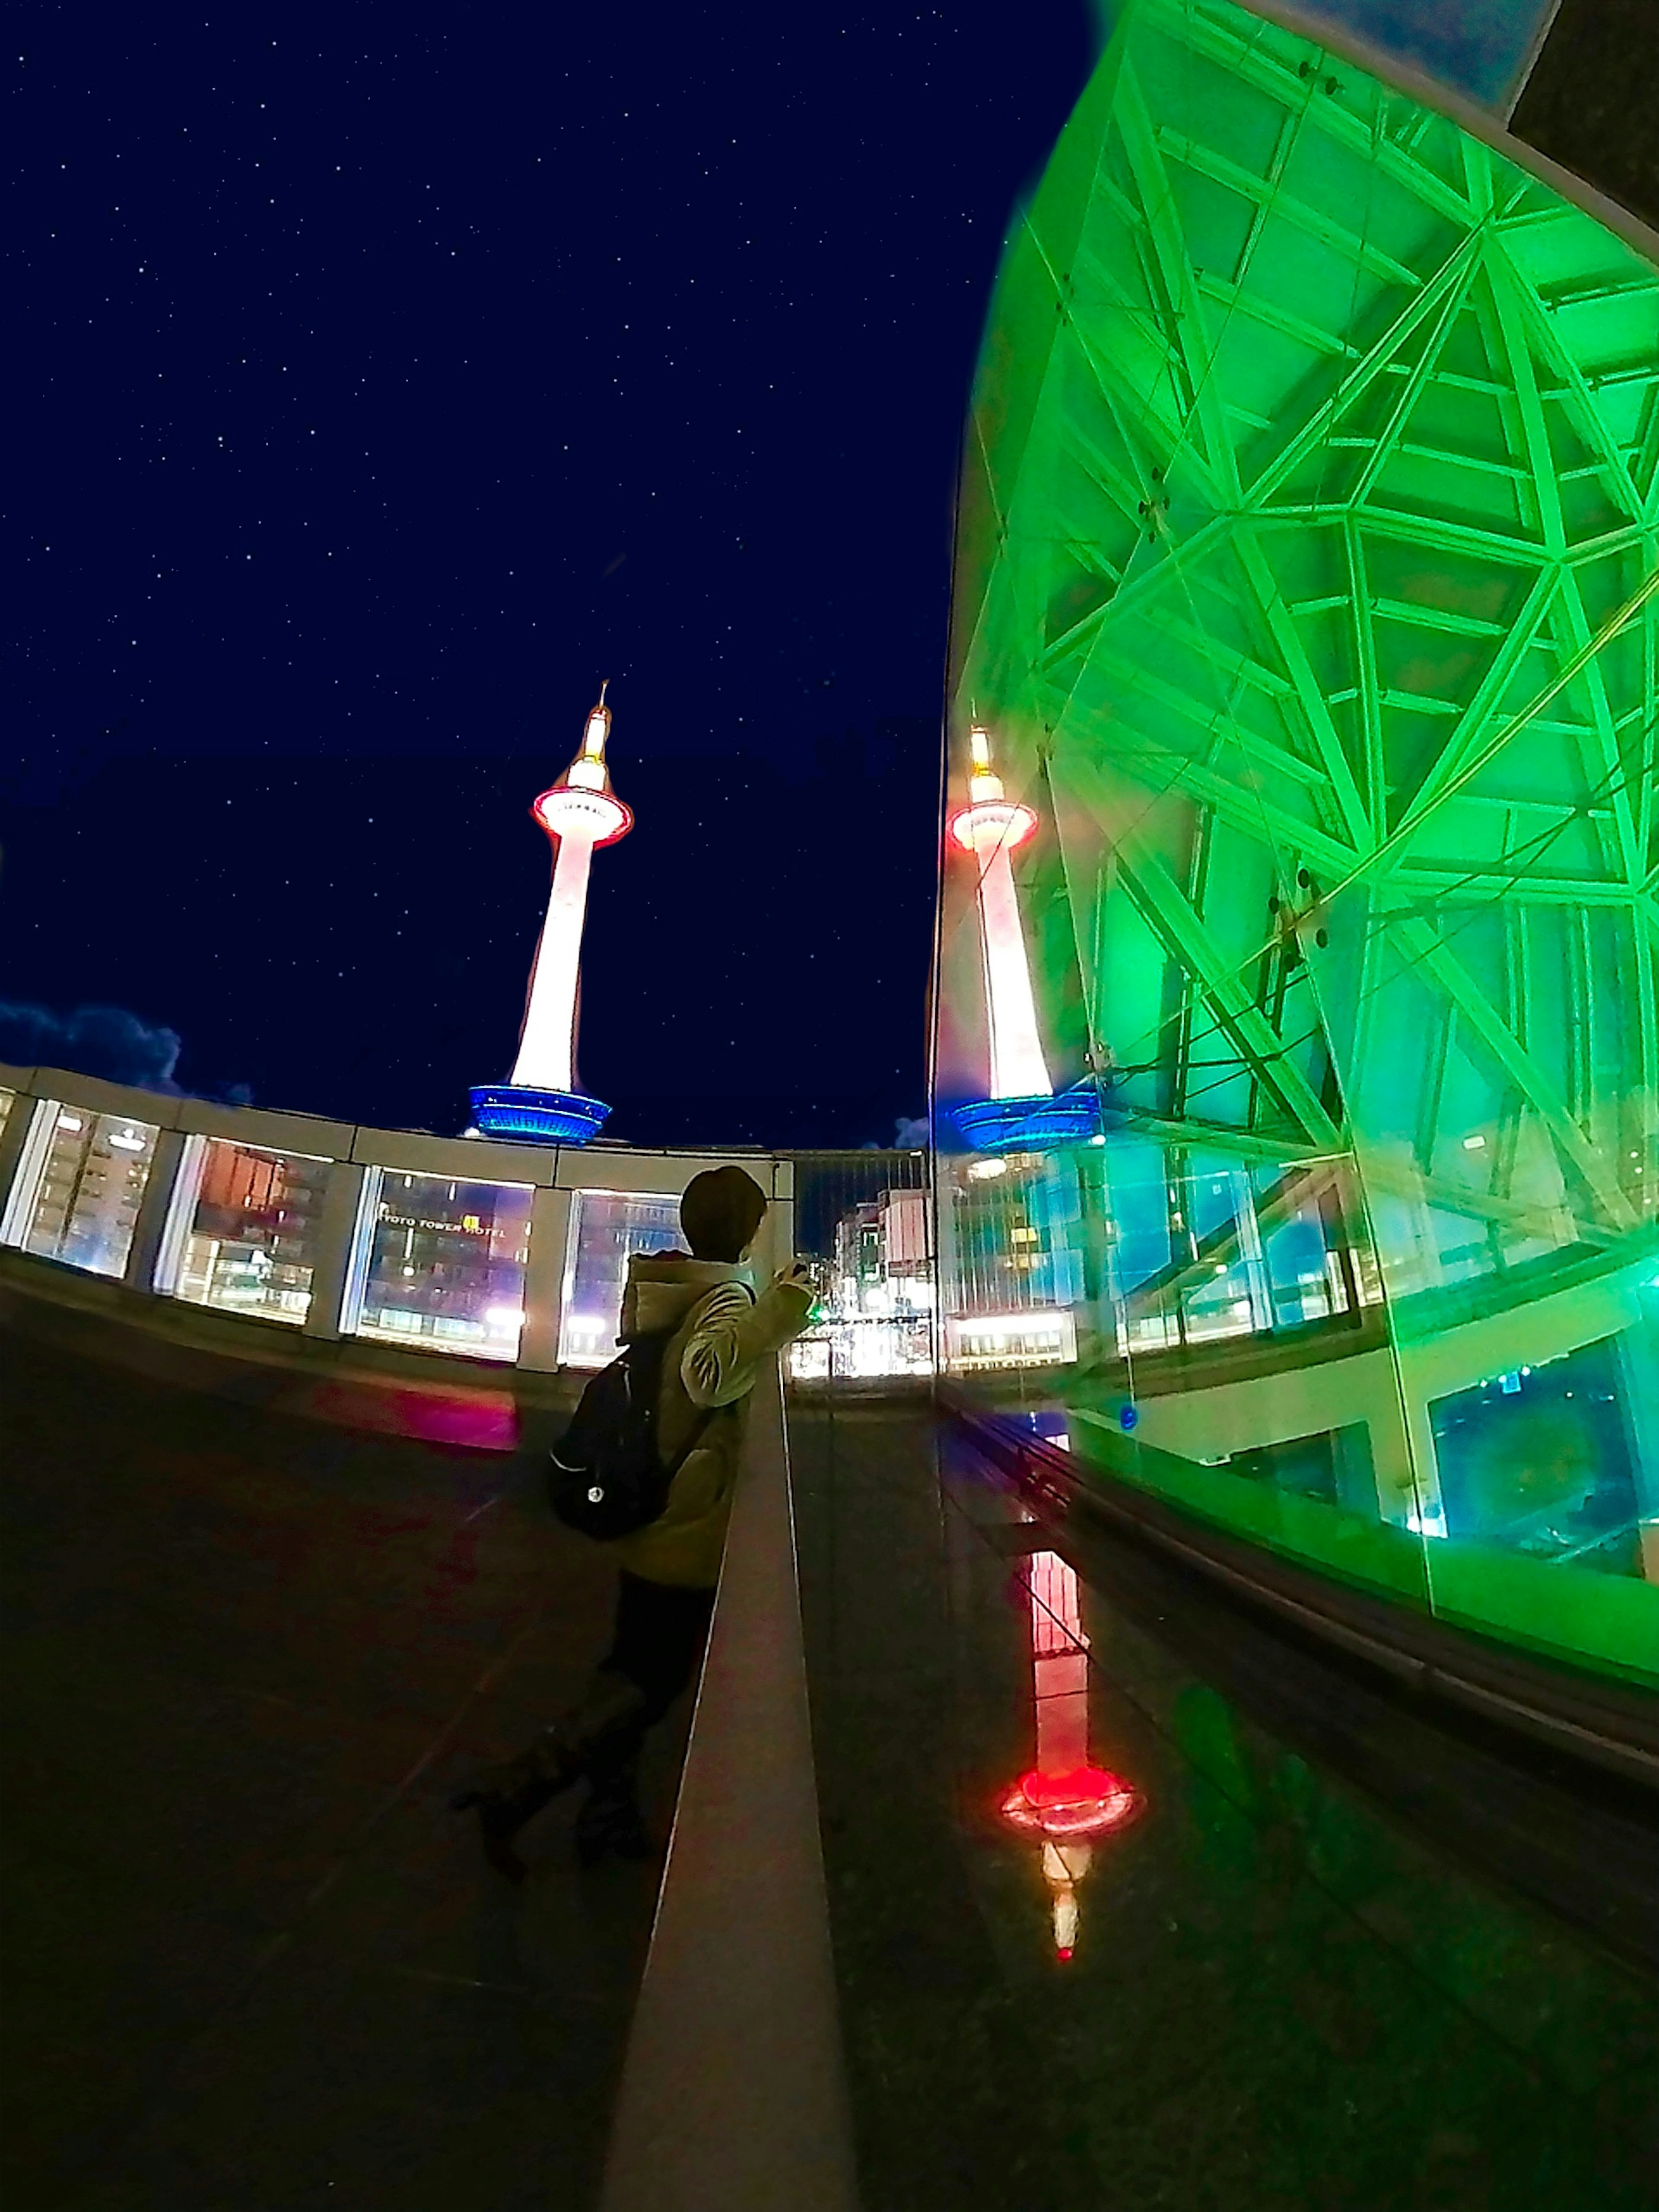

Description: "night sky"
7 3 1093 1148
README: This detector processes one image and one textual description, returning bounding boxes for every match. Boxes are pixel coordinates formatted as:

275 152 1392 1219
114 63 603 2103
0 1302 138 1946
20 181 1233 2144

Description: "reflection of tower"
1000 1543 1139 1959
470 689 634 1144
948 726 1100 1151
950 726 1049 1103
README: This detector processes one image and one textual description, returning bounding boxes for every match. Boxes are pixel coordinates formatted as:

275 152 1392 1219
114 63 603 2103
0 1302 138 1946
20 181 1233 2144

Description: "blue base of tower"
469 1085 612 1145
950 1084 1106 1153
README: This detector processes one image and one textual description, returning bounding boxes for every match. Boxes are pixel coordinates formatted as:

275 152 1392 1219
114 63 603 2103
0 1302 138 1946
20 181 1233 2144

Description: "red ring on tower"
531 785 634 846
948 798 1038 853
1000 1764 1141 1840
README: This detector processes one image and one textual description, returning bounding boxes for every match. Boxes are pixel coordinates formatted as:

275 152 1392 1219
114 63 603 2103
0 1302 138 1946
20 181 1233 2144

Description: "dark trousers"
598 1570 717 1733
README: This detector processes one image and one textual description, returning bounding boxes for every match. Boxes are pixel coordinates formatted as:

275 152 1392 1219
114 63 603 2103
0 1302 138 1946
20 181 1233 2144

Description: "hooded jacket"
608 1251 814 1589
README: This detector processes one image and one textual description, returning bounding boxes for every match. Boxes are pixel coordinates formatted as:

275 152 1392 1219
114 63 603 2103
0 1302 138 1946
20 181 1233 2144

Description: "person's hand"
772 1260 816 1304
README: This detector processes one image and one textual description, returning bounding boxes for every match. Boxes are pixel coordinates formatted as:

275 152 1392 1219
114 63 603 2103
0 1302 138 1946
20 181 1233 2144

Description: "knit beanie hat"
680 1165 769 1263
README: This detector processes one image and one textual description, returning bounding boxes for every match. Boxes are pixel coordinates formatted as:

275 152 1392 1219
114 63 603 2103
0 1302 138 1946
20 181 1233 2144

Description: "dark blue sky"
6 2 1092 1145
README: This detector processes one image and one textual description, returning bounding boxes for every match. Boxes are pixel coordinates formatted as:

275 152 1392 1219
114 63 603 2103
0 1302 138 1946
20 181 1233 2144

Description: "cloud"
862 1114 931 1152
0 1001 185 1094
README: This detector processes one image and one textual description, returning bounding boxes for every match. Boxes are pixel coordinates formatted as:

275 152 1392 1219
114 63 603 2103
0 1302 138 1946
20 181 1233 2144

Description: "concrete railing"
0 1059 797 1393
601 1357 861 2212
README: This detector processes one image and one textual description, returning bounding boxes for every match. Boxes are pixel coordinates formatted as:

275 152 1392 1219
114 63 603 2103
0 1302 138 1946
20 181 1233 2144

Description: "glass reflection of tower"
947 726 1100 1154
937 0 1659 1671
470 689 634 1144
1001 1541 1140 1959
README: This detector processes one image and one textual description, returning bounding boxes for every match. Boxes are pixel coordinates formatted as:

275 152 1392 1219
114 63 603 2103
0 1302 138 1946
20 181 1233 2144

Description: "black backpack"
547 1287 751 1541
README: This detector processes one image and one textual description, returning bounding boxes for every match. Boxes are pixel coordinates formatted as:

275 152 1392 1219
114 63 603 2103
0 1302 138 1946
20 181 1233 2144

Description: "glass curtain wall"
164 1138 331 1324
9 1105 159 1278
346 1169 534 1361
935 0 1659 1685
558 1189 684 1368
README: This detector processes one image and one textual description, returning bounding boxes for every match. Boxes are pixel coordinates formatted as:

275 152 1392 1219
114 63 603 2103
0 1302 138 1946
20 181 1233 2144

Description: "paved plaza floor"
1 1333 680 2212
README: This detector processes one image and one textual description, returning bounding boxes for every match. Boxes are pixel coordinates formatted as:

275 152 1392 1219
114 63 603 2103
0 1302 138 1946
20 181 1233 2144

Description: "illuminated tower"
1000 1541 1140 1961
948 726 1099 1150
950 726 1049 1102
469 688 633 1145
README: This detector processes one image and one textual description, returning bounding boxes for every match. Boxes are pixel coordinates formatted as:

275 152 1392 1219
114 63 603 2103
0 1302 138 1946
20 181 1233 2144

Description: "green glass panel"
937 0 1659 1687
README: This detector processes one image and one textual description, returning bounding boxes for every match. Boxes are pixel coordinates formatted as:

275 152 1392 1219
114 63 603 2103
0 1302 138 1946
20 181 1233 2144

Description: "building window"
559 1189 683 1368
786 1176 935 1381
163 1138 331 1325
13 1106 158 1278
346 1170 534 1361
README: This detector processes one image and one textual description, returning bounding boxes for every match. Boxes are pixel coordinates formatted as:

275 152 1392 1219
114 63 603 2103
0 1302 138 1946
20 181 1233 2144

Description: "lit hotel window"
14 1108 158 1279
162 1138 330 1325
346 1170 534 1361
559 1189 682 1368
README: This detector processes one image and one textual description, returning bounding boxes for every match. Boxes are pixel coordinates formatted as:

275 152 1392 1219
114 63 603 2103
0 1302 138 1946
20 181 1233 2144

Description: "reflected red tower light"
999 1544 1141 1959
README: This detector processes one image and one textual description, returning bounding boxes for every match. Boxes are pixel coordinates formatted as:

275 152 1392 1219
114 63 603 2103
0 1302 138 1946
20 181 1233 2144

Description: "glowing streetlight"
470 687 633 1144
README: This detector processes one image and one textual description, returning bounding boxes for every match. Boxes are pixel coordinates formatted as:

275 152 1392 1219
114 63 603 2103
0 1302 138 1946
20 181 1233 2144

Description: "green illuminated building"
936 0 1659 1684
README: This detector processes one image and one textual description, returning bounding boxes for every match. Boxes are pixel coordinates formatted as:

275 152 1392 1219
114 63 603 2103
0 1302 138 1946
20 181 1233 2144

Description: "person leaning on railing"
452 1164 816 1875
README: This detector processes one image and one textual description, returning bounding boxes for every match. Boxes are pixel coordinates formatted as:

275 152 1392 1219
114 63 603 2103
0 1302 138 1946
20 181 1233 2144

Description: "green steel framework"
946 0 1659 1295
938 0 1659 1681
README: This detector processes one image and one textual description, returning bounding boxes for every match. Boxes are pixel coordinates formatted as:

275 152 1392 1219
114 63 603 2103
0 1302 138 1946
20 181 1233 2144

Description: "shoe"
451 1673 652 1880
450 1730 585 1881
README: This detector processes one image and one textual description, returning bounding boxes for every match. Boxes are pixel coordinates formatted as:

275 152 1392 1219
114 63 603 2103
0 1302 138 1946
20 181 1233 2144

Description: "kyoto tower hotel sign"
470 689 632 1144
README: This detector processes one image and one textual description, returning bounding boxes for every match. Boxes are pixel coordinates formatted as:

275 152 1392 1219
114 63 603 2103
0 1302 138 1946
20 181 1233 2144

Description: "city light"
787 1181 937 1382
944 1309 1078 1370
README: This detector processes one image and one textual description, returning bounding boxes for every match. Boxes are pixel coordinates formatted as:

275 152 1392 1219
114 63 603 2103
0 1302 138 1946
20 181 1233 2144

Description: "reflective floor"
790 1402 1659 2212
0 1332 673 2212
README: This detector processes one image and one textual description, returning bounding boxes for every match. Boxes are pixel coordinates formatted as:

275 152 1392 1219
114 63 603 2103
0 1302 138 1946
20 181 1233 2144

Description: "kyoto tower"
949 725 1100 1150
469 688 633 1145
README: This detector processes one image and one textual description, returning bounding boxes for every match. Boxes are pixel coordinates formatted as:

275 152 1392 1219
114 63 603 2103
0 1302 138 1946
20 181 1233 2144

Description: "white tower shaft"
512 830 595 1093
970 827 1052 1101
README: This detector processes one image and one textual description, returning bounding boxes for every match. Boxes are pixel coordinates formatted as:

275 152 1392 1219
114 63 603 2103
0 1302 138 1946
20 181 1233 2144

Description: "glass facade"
346 1169 533 1361
1288 0 1556 111
936 0 1659 1686
165 1138 331 1325
14 1105 159 1279
559 1189 683 1368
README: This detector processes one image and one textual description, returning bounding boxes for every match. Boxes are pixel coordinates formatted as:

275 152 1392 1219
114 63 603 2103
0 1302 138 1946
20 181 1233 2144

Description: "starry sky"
6 3 1093 1147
